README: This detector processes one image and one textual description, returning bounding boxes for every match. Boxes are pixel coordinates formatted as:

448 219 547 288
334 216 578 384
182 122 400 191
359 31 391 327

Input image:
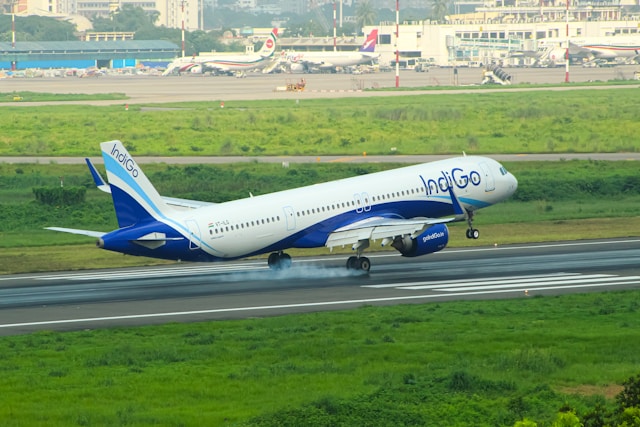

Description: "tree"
617 374 640 412
92 5 159 32
355 0 376 35
0 15 76 42
430 0 451 22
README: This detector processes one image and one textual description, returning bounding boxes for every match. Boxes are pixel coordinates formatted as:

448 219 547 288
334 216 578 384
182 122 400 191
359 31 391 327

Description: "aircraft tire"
471 229 480 239
268 252 280 269
346 256 359 270
358 257 371 272
280 253 292 269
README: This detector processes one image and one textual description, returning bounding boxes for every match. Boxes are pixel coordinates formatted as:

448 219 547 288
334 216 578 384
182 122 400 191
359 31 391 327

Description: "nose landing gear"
465 211 479 239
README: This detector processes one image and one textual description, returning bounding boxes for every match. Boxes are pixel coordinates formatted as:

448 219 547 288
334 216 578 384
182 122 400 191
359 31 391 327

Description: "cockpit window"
499 166 508 176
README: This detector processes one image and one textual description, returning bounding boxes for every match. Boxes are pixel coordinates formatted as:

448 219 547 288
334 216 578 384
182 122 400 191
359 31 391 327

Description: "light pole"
181 0 186 57
395 0 400 88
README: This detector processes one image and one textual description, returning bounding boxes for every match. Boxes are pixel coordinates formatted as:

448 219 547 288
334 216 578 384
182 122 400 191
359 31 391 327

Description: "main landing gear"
465 211 479 240
267 251 292 270
267 250 371 273
346 256 371 272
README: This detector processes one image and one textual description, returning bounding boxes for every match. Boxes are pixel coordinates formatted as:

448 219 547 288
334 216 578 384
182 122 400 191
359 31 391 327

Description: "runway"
1 238 639 335
1 65 639 105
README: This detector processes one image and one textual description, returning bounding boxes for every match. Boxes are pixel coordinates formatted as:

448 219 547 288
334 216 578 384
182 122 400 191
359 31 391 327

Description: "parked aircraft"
162 29 278 76
281 29 379 72
536 36 640 64
47 141 517 272
573 36 640 60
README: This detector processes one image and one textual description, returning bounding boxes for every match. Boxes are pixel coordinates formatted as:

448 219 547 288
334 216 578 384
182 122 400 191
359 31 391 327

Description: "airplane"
281 29 379 73
46 140 518 272
572 36 640 60
536 36 640 65
162 28 279 76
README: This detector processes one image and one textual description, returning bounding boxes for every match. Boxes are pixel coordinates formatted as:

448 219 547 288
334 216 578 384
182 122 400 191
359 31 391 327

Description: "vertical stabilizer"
258 28 279 58
101 140 174 228
360 29 378 53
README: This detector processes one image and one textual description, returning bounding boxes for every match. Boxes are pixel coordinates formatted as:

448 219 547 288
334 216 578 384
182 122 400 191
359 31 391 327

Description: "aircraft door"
185 219 201 250
283 206 296 231
353 193 364 213
479 162 495 192
362 192 372 212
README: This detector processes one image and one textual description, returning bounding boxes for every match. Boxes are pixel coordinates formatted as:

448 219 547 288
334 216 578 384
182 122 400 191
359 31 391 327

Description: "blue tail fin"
101 140 174 228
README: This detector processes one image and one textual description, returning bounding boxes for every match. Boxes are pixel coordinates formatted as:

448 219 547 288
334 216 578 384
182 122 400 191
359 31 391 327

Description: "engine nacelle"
392 224 449 258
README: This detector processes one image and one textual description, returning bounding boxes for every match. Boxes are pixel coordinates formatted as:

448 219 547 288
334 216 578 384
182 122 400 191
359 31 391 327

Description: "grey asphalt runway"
1 64 638 105
1 238 639 335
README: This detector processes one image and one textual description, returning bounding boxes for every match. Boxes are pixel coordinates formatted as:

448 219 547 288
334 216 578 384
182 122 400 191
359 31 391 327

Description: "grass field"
1 290 639 426
1 91 640 426
0 88 639 156
1 91 127 103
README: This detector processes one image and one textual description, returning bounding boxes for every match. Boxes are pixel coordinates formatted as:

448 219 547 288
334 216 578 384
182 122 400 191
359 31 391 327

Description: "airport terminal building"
364 5 640 67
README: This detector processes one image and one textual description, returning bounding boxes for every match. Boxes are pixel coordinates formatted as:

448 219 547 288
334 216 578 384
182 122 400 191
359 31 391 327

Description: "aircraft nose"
509 173 518 196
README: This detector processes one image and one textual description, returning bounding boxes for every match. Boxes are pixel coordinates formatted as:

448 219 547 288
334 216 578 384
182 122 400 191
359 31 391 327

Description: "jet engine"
391 224 449 257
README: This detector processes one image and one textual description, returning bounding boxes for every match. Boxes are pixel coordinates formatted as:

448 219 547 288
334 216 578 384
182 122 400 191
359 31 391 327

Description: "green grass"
0 89 639 156
1 91 127 102
1 291 639 426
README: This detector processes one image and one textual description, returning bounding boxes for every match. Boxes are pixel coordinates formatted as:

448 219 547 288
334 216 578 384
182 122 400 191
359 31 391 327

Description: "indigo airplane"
47 141 517 272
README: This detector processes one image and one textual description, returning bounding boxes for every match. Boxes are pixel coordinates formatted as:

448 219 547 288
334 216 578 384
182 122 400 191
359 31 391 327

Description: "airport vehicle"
47 141 518 272
162 29 278 76
281 29 379 73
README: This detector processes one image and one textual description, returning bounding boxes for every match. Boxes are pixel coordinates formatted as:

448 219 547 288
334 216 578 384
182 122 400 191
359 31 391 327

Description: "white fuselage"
175 156 517 259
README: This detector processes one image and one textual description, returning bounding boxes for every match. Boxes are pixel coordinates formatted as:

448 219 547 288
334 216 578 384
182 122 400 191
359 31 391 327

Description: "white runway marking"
1 273 639 330
362 273 640 292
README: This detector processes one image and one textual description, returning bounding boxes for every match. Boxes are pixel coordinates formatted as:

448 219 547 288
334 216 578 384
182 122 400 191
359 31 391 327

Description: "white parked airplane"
47 141 518 272
162 29 279 76
281 29 379 72
537 36 640 64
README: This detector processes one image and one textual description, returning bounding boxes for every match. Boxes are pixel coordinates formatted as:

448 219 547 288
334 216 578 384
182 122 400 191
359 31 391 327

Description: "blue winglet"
85 158 111 193
447 185 467 217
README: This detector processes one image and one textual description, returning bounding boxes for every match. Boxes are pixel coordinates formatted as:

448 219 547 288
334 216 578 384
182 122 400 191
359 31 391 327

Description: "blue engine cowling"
393 224 449 257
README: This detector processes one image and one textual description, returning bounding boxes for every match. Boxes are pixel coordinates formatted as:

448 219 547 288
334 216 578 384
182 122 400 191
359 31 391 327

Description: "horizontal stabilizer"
131 232 184 250
45 227 106 238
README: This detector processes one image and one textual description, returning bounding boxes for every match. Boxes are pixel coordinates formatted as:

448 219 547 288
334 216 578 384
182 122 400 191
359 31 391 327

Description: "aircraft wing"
325 186 468 249
85 158 215 210
302 59 330 67
325 217 453 249
203 63 231 73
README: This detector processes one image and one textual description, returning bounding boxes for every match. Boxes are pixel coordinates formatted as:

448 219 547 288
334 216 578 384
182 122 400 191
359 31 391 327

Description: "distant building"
365 4 640 67
0 40 179 70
